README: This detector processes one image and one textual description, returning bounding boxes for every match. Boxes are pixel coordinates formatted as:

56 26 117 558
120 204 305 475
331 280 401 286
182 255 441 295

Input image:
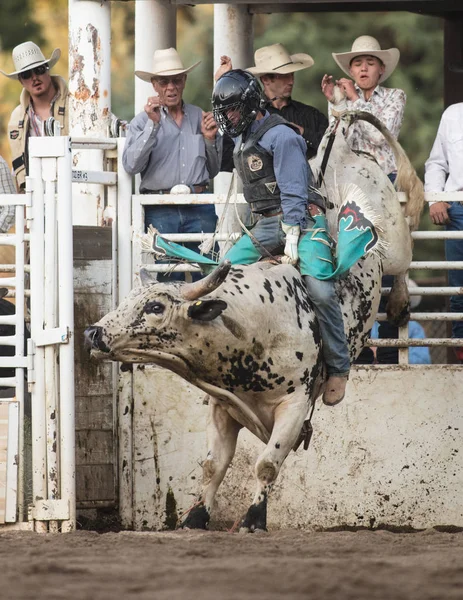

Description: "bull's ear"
139 268 157 287
187 299 227 322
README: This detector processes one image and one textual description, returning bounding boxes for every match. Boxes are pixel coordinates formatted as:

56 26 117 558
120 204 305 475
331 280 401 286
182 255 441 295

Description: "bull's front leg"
240 395 309 533
181 397 242 529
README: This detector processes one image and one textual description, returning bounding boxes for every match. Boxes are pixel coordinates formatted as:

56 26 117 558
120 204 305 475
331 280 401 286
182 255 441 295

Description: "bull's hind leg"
386 273 410 327
181 397 242 529
240 395 308 533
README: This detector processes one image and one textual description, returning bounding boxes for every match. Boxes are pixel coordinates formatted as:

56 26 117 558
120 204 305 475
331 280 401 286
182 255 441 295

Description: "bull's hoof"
180 504 210 530
240 496 267 533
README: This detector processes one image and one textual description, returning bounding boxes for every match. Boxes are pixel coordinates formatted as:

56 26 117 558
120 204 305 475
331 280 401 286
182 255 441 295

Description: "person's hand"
281 222 300 265
201 111 218 140
321 74 336 101
336 78 359 101
429 201 451 225
215 56 233 82
144 95 161 123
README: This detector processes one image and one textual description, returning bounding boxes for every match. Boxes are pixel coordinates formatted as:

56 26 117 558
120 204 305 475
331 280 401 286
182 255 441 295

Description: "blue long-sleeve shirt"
237 112 313 228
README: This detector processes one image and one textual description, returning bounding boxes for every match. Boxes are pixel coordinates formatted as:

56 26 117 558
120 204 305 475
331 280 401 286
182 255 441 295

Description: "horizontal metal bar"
366 338 463 347
0 315 18 326
141 263 202 273
0 357 28 368
409 261 463 269
148 233 241 242
70 137 117 150
134 193 246 206
381 286 463 295
0 378 16 387
0 195 30 206
0 335 18 347
0 277 15 286
72 170 117 186
424 192 463 202
0 265 30 272
377 312 463 321
412 231 463 240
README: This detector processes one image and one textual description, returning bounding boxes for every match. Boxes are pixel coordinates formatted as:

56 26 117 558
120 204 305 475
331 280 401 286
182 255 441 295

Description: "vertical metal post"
213 4 254 250
135 0 177 114
68 0 112 226
57 138 76 532
43 170 59 532
117 138 134 528
28 143 48 533
15 191 25 521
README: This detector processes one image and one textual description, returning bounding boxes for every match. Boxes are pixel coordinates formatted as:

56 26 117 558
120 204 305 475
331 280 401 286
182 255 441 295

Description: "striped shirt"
0 157 16 233
28 90 60 137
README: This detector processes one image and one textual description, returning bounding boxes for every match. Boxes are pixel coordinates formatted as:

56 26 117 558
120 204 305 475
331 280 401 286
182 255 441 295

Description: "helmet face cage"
212 70 263 137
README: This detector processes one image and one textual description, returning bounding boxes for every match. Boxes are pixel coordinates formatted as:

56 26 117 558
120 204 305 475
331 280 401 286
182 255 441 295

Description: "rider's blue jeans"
223 214 350 377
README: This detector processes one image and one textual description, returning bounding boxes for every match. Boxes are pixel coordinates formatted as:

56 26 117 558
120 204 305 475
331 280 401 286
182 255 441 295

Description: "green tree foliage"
0 0 43 51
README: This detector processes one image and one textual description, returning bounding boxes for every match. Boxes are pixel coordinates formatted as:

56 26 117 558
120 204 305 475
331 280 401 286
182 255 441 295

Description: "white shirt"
329 85 406 176
424 103 463 193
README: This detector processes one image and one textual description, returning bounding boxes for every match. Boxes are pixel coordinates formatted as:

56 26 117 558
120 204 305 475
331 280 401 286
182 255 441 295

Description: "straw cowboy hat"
332 35 400 82
135 48 201 83
246 43 314 76
0 41 61 80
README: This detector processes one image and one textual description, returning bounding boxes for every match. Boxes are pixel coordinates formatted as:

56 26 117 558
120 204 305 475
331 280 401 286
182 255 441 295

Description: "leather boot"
322 375 348 406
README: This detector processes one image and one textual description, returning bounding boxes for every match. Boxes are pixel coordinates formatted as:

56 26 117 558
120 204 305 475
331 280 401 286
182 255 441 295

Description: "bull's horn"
181 261 232 301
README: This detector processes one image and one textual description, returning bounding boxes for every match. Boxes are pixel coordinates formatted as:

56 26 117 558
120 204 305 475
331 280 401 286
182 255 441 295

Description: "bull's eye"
143 300 165 315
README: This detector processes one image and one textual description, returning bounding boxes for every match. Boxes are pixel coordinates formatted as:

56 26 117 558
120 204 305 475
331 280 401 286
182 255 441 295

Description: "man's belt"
141 183 209 195
260 209 283 218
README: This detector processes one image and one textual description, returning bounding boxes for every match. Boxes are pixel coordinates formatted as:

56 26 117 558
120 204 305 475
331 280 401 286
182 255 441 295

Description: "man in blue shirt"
212 70 350 406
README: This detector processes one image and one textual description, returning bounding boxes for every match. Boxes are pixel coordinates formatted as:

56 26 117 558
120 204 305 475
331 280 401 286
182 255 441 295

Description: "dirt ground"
0 528 462 600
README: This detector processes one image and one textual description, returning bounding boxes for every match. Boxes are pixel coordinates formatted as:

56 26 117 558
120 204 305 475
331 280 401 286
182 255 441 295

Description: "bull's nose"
84 326 110 353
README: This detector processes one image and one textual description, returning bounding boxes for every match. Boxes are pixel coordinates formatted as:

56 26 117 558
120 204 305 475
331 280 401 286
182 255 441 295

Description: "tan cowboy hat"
332 35 400 82
0 41 60 80
246 43 314 76
135 48 201 83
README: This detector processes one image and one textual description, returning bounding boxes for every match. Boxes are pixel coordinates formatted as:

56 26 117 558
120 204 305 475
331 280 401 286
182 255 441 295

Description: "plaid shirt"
329 85 406 175
0 157 16 233
28 90 60 137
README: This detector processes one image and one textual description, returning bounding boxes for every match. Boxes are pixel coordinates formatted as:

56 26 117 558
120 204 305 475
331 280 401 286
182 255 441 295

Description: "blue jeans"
144 204 217 282
445 202 463 339
223 214 350 376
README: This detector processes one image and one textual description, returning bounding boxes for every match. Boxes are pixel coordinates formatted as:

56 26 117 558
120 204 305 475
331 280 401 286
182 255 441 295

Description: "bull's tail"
350 111 425 231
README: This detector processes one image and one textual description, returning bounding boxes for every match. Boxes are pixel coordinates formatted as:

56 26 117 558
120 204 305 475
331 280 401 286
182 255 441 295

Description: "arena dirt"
0 528 462 599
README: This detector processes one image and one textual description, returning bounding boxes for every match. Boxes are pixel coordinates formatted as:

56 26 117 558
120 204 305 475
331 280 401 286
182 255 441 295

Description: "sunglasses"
152 76 185 87
19 65 49 80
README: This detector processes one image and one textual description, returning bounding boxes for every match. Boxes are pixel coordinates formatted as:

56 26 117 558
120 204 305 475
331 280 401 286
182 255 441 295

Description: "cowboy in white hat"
0 41 69 190
122 48 222 282
215 44 328 167
321 35 406 180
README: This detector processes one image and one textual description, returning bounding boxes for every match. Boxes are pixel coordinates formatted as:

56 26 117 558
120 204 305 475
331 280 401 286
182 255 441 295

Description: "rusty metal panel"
131 365 463 530
74 230 115 507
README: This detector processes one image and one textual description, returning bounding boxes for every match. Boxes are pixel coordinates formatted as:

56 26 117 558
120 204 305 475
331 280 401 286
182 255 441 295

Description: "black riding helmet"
212 69 264 137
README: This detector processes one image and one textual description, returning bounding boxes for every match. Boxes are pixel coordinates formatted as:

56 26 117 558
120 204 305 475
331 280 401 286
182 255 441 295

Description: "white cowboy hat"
332 35 400 82
246 43 314 76
0 41 60 80
135 48 201 83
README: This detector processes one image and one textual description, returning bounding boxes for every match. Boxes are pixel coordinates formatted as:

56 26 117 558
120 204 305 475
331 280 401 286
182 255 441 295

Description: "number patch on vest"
247 155 263 172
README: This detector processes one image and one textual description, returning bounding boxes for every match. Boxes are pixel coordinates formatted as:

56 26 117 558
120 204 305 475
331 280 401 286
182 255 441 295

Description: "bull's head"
84 261 232 368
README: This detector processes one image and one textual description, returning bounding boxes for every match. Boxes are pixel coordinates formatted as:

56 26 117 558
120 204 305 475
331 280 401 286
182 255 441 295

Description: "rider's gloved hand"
281 222 300 265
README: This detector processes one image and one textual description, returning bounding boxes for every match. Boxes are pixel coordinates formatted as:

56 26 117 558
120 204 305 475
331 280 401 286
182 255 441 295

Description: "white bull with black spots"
85 111 424 532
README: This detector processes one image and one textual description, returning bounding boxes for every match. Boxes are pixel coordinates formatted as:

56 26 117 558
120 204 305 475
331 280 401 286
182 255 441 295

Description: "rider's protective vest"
233 114 293 214
233 114 324 214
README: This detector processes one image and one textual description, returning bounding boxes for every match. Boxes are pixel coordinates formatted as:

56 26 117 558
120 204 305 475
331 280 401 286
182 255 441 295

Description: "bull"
85 111 424 532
